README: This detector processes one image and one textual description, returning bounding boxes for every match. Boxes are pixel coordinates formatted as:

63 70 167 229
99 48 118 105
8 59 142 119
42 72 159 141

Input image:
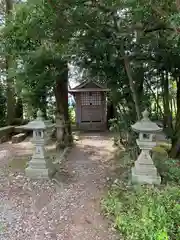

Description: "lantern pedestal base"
131 167 161 185
131 149 161 185
25 155 53 179
25 167 50 179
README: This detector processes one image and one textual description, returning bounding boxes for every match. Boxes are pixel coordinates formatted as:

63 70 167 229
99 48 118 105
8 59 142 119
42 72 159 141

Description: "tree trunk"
107 100 116 128
145 78 163 117
170 77 180 159
41 91 47 119
172 95 177 116
135 63 145 114
124 57 141 120
161 71 173 138
15 96 23 119
54 61 72 146
5 0 16 125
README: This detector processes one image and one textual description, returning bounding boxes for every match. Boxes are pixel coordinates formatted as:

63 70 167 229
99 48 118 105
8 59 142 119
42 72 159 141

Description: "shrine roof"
69 80 109 93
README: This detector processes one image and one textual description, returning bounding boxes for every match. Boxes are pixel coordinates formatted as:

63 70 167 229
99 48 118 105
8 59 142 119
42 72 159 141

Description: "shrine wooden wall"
74 91 107 131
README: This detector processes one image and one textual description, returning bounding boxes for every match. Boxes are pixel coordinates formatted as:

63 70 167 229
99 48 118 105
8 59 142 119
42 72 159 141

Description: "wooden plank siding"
69 81 108 131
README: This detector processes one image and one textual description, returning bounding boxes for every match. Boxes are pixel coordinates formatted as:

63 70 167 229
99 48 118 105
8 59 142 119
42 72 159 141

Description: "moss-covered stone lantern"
24 110 52 179
131 109 162 185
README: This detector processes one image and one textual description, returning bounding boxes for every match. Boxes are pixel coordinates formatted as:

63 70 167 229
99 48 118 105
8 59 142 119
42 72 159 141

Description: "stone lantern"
131 109 162 185
24 110 52 179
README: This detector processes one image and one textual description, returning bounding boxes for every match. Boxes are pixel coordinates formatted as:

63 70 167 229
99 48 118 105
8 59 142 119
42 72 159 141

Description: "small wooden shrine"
69 80 109 131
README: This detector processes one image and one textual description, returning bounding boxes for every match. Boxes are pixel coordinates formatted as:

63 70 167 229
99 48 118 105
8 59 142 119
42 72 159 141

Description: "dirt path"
0 133 117 240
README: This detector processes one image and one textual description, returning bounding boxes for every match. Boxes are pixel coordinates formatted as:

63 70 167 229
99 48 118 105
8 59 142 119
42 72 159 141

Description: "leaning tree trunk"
124 56 141 120
54 61 72 146
5 0 16 125
170 77 180 159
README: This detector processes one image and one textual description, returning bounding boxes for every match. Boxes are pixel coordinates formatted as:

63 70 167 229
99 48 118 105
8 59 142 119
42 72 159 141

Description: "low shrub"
158 142 171 152
102 185 180 240
154 157 180 185
12 118 29 125
152 146 168 157
102 148 180 240
68 107 75 124
152 145 180 185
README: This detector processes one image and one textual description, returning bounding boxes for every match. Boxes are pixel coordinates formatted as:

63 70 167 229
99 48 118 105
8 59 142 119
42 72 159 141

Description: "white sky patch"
68 63 83 88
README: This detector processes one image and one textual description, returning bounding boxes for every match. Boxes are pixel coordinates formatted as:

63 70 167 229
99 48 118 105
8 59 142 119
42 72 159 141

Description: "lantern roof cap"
24 110 47 130
131 109 162 133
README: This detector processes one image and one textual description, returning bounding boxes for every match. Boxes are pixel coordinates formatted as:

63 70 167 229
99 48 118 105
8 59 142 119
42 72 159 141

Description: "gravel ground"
0 133 117 240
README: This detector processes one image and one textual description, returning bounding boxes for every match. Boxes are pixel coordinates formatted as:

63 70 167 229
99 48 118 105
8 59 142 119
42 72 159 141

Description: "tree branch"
144 26 174 33
124 56 141 120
